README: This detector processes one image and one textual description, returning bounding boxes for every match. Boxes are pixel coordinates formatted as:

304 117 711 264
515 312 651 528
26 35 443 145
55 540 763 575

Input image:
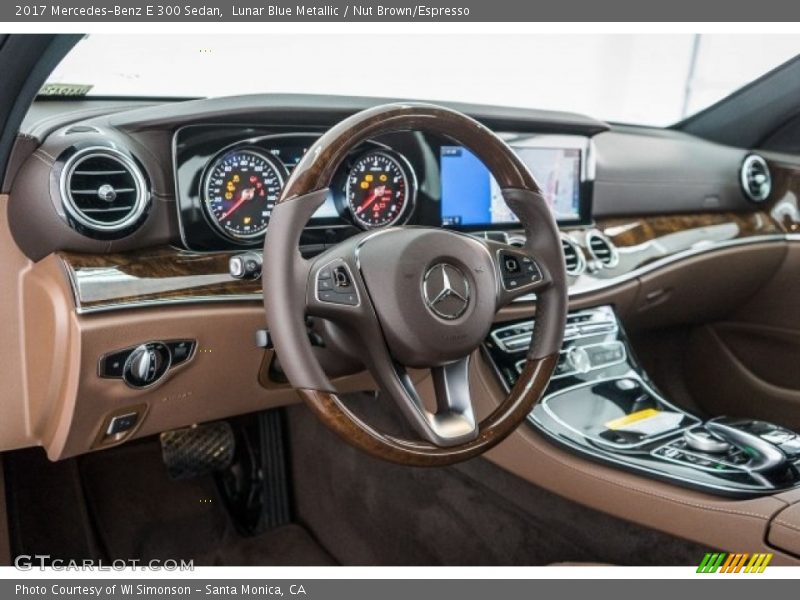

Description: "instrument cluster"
174 127 421 251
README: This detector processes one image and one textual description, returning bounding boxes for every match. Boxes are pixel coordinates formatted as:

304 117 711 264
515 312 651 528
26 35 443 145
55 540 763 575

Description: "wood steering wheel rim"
262 103 567 466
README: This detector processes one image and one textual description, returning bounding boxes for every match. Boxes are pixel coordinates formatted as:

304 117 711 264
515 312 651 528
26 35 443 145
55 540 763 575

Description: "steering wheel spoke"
367 354 478 447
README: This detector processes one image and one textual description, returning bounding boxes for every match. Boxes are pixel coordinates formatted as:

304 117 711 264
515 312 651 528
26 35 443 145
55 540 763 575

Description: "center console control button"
565 346 592 374
166 340 196 366
579 322 616 336
684 428 732 454
652 440 742 473
99 349 132 378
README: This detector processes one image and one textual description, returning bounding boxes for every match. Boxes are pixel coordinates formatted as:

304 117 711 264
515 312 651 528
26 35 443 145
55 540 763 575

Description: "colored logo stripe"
697 552 773 573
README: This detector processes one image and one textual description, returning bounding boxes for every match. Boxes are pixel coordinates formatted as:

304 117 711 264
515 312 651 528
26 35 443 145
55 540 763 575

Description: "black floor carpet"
287 399 708 566
5 442 335 566
5 401 707 566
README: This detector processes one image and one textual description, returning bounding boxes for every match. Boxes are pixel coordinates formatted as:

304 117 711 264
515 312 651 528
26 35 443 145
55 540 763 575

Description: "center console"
483 305 800 497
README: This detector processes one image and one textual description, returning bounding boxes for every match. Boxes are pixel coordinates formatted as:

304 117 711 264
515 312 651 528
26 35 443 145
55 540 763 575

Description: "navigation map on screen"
440 146 582 226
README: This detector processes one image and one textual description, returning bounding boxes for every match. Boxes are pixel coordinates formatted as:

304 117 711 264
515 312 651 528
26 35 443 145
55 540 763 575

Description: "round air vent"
560 234 586 276
740 154 771 203
585 230 619 269
59 147 149 236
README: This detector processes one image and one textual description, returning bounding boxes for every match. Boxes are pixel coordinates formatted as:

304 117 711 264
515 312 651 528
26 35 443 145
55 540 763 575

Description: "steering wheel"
263 103 567 466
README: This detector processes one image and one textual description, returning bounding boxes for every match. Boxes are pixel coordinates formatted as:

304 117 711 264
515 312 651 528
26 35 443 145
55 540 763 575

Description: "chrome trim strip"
73 294 262 316
69 233 795 315
515 233 788 302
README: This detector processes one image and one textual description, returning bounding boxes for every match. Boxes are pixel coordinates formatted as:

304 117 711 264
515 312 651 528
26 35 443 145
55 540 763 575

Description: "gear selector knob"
683 429 732 454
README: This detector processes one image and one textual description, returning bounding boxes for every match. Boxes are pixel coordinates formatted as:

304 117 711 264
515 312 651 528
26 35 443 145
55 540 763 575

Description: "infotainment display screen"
440 146 584 226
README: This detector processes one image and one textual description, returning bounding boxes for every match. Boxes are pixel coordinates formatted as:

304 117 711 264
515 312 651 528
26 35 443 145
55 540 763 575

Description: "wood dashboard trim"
60 211 789 314
599 212 783 248
60 247 261 313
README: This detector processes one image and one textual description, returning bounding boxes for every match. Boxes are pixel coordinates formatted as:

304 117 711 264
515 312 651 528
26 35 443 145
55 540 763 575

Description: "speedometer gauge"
346 150 414 229
203 149 285 241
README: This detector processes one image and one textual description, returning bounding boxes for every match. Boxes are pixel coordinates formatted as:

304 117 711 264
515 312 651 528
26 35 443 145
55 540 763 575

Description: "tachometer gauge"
203 149 285 241
346 150 414 229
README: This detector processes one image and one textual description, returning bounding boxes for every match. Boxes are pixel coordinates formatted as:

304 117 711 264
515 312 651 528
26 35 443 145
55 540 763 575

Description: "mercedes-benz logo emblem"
423 263 470 320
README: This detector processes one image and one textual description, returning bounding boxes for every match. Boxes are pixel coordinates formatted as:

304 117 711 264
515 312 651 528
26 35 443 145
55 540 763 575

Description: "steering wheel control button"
497 250 542 291
229 252 262 280
333 266 352 289
316 262 359 306
503 255 521 274
123 342 171 388
106 412 139 436
423 263 470 320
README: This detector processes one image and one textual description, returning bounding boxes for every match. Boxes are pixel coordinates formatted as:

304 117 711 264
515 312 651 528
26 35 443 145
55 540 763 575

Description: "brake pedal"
160 421 235 480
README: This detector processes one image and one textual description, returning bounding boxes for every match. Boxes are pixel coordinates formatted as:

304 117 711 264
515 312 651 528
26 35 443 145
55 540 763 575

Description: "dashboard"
173 125 592 251
5 92 800 558
7 93 796 309
4 93 800 464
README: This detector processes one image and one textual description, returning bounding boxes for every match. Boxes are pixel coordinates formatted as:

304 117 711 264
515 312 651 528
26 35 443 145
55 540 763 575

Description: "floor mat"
6 439 335 566
196 524 336 566
78 439 335 566
79 439 230 562
287 400 708 566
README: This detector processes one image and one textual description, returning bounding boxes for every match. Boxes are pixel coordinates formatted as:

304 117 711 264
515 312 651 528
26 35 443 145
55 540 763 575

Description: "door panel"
684 242 800 428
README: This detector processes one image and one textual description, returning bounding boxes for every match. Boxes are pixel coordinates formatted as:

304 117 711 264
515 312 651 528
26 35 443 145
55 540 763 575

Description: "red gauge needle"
221 187 256 220
355 185 386 214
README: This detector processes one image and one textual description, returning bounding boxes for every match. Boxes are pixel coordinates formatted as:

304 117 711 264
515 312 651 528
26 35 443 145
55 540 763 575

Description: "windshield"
45 33 800 127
